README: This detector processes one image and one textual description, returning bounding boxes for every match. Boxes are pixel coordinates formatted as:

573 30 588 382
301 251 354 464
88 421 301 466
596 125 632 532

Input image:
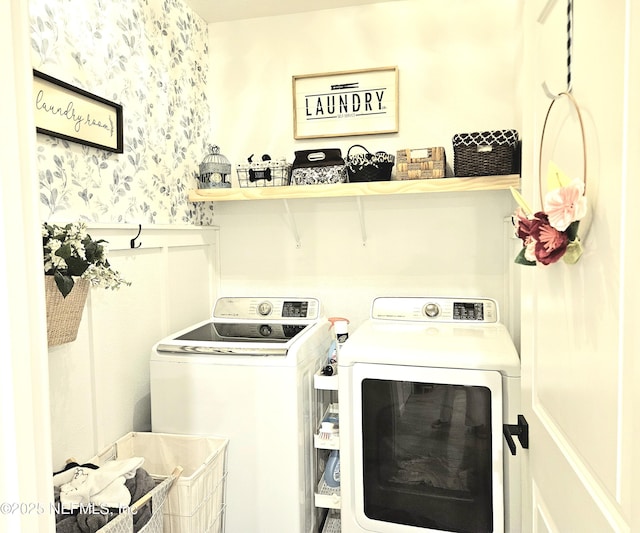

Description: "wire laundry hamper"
94 432 229 533
97 468 182 533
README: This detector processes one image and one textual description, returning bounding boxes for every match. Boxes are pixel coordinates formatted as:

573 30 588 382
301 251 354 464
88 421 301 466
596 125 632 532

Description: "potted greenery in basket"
43 221 131 346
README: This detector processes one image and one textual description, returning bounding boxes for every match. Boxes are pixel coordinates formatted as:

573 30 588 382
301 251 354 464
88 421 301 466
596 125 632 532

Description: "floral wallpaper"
30 0 215 225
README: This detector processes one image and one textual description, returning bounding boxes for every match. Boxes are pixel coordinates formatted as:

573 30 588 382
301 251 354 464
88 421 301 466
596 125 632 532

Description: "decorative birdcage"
198 144 231 188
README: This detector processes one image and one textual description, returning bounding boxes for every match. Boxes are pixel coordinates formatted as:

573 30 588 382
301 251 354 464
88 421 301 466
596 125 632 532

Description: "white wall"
29 0 215 226
207 0 522 328
210 193 515 328
25 0 220 472
626 5 640 528
209 0 522 166
47 225 218 469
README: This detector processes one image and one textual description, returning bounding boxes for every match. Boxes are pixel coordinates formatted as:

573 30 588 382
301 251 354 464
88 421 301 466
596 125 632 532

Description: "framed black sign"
32 69 124 153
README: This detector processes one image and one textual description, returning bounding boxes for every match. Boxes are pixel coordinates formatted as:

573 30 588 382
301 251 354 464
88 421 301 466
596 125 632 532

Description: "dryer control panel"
371 297 498 323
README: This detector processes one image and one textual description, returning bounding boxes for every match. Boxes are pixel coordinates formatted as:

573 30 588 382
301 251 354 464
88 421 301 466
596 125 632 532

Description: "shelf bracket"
356 196 367 246
282 199 301 248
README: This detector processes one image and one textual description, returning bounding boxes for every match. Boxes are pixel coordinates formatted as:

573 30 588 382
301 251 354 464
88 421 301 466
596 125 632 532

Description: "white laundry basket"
94 432 229 533
95 470 180 533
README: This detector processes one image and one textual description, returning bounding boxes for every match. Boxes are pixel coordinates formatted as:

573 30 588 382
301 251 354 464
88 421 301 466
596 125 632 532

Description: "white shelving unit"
314 371 341 531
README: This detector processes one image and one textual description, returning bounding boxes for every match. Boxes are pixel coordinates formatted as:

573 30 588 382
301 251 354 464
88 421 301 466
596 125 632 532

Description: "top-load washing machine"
150 297 332 533
338 297 521 533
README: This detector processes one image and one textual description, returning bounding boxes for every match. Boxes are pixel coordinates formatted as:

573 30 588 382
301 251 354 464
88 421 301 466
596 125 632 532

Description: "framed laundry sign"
32 69 124 153
292 66 398 139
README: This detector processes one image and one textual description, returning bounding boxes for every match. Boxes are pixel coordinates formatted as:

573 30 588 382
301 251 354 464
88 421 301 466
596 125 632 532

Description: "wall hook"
130 224 142 249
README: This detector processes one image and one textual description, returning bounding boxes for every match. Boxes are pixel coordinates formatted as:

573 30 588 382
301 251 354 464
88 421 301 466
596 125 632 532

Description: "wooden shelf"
188 174 520 203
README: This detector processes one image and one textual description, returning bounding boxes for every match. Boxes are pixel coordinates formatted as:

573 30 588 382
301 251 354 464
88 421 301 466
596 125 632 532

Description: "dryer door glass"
352 365 504 533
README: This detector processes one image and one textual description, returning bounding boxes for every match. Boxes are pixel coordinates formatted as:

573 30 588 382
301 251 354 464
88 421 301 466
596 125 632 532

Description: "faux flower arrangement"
511 163 587 266
43 221 131 298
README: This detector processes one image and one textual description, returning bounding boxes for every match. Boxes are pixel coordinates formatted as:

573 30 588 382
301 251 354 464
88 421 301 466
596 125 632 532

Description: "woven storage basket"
45 276 89 347
396 147 446 180
452 129 519 177
345 144 394 182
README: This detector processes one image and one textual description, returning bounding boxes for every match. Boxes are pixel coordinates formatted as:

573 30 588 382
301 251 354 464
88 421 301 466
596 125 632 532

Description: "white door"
518 1 639 531
1 0 55 532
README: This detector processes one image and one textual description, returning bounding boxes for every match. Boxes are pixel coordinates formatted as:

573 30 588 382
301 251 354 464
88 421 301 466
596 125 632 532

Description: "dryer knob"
257 301 272 316
424 303 440 318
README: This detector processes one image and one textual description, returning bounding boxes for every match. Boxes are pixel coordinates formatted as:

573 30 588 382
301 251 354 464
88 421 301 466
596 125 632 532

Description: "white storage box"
94 432 228 533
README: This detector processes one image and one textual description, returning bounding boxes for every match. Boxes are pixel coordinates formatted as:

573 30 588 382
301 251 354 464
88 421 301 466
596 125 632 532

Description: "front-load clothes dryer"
150 297 332 533
338 297 521 533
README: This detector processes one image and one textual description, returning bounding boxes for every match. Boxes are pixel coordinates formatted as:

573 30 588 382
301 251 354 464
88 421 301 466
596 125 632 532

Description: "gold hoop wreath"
511 92 588 266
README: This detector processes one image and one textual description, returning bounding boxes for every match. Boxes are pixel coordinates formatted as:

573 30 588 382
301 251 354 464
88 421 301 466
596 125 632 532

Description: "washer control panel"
371 297 498 323
214 297 320 320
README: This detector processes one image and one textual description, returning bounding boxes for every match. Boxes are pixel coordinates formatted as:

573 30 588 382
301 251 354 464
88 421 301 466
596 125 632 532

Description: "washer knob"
257 301 272 316
424 303 440 318
259 325 272 337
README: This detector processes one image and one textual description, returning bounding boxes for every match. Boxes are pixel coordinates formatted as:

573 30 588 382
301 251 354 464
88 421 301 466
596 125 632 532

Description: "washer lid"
175 322 308 343
155 296 323 356
155 320 313 356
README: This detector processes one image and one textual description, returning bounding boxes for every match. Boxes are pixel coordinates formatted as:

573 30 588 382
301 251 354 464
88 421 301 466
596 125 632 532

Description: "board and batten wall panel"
47 225 218 469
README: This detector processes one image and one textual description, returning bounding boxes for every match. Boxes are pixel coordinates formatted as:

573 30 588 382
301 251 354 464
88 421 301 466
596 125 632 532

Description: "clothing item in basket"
291 148 348 185
55 456 144 509
54 466 155 533
54 461 100 475
345 144 394 182
55 506 117 533
123 468 156 530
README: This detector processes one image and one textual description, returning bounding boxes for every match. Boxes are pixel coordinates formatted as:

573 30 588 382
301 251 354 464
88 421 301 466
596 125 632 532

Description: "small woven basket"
396 147 446 180
45 276 89 347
